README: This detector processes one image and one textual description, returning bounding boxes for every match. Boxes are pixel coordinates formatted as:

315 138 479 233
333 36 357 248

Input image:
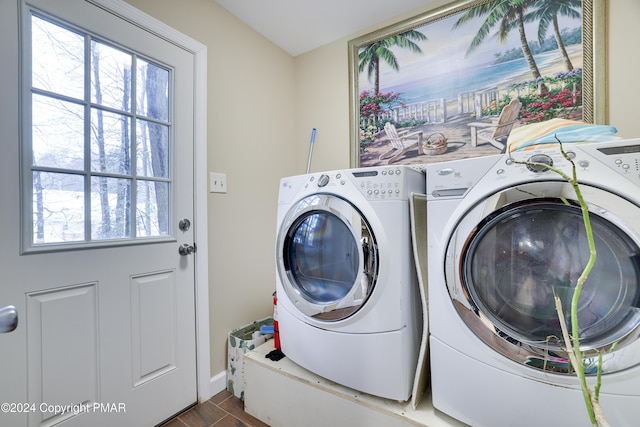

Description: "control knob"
526 153 553 173
317 174 330 187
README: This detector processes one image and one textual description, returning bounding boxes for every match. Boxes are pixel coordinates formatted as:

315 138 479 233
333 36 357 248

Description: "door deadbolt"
178 218 191 231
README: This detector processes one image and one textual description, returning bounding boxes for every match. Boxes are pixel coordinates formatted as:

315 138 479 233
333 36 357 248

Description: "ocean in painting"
381 50 567 105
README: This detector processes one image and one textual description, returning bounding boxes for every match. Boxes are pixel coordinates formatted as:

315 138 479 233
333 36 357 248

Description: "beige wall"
125 0 640 379
607 0 640 134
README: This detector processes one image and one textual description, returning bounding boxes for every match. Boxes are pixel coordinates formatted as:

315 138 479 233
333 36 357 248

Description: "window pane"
91 177 131 239
31 16 84 99
33 172 85 243
91 109 131 174
27 12 174 249
91 40 133 112
137 120 169 178
137 59 169 121
136 180 169 237
32 94 84 169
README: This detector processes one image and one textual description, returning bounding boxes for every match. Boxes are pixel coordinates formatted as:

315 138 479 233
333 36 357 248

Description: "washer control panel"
426 139 640 200
588 142 640 180
426 139 640 199
505 140 640 187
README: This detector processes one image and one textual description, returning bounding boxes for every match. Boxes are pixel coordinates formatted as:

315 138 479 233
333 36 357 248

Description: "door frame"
87 0 211 401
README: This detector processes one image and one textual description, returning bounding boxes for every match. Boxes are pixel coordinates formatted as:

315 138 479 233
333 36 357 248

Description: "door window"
27 13 172 250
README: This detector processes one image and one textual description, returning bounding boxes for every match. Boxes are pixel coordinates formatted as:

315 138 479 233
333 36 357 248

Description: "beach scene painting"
349 0 597 167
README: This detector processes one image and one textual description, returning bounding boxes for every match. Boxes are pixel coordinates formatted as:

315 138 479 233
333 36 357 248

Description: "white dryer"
426 140 640 426
275 165 424 401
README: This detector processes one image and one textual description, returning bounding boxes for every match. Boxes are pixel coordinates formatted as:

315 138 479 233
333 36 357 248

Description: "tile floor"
160 390 269 427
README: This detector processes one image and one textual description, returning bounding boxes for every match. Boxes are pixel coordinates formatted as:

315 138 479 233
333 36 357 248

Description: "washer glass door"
279 194 378 321
448 182 640 374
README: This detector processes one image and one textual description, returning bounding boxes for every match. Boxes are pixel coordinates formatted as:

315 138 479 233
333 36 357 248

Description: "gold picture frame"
348 0 606 167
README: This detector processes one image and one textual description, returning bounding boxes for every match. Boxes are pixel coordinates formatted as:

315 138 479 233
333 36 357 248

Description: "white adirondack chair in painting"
468 98 521 152
380 122 424 164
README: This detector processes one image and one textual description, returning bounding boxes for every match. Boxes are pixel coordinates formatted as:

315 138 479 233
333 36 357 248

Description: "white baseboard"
209 370 227 398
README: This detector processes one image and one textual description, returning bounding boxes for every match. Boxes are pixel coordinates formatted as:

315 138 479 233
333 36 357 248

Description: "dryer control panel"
348 166 424 200
278 165 425 205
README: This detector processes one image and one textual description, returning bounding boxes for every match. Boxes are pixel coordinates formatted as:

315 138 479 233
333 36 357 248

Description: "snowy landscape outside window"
27 13 172 249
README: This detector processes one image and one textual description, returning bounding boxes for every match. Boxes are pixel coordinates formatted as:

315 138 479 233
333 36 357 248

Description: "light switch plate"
210 172 227 193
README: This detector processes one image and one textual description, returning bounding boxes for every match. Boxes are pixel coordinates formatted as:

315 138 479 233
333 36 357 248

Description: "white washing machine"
426 139 640 426
275 165 424 401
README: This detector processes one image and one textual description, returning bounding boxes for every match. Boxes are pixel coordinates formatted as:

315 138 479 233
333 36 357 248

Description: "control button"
496 169 505 175
615 159 623 165
336 173 342 179
623 163 630 170
578 160 590 168
437 168 454 175
566 151 576 159
395 169 401 175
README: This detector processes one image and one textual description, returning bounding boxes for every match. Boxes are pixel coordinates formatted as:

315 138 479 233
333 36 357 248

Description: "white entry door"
0 1 199 426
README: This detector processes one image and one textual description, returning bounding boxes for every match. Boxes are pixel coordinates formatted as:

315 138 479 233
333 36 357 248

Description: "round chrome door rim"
277 193 378 321
445 181 640 375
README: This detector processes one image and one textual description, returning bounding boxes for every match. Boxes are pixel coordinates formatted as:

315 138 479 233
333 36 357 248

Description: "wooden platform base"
243 341 466 427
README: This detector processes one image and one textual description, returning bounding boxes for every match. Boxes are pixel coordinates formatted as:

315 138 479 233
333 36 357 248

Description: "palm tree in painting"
528 0 582 71
358 30 427 95
453 0 543 82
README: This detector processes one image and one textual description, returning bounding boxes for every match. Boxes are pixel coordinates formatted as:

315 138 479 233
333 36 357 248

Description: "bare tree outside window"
29 14 171 246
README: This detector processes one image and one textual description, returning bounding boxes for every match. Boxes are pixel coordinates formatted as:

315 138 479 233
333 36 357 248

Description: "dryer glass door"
448 182 640 374
280 194 378 321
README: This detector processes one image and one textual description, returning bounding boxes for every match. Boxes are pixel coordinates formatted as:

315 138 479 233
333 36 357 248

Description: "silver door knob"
178 243 196 256
0 305 18 333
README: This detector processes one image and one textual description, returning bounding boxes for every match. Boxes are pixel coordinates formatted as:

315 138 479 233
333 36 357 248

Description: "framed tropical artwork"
348 0 606 168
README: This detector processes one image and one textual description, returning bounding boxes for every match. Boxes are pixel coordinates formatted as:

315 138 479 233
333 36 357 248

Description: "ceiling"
213 0 438 56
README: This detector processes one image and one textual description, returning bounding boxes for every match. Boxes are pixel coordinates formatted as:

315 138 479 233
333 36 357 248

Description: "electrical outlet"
210 172 227 193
